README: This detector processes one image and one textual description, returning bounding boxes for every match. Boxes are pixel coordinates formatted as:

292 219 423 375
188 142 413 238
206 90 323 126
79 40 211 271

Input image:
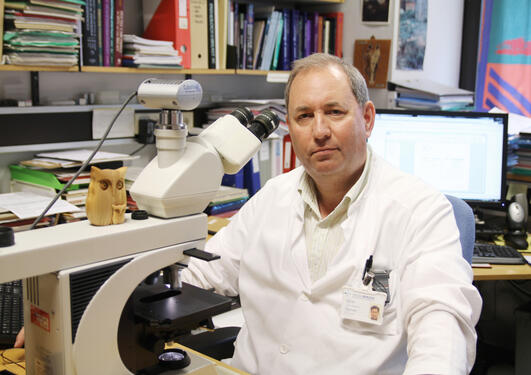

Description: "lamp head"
137 79 203 110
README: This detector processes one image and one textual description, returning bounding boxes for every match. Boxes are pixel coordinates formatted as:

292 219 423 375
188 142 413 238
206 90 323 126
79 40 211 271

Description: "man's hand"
14 327 24 348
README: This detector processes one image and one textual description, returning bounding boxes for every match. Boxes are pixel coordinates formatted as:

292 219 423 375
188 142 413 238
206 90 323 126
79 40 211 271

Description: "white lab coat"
183 153 482 375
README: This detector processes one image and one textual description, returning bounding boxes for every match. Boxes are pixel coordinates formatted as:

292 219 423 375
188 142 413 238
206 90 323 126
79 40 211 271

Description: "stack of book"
3 0 84 66
0 191 76 231
390 79 474 111
121 34 182 69
81 0 124 66
8 149 139 222
204 185 249 216
507 134 531 183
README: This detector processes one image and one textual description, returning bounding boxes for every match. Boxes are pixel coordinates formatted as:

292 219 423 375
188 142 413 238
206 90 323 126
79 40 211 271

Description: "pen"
362 255 373 281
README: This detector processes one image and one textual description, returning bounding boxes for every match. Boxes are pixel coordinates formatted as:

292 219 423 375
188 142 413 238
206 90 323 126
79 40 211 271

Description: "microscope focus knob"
0 227 14 247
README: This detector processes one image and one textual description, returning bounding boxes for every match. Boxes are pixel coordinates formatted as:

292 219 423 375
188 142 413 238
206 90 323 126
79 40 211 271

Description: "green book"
271 17 283 70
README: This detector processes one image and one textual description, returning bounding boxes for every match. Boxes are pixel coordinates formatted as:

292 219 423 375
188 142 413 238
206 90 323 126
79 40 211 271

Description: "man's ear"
363 101 376 138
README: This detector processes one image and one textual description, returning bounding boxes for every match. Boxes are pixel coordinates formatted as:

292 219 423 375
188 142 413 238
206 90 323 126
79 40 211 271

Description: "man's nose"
313 113 331 139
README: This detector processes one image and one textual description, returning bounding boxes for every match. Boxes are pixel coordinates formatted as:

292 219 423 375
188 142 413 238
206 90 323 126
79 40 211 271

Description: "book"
96 0 103 65
279 8 290 71
102 0 110 66
211 185 249 204
207 0 216 68
204 197 247 215
190 0 208 69
142 0 192 69
213 0 219 69
395 96 472 111
316 15 323 53
0 1 4 63
222 168 244 188
259 10 279 71
217 0 228 69
325 14 335 55
323 19 330 55
243 155 261 196
303 13 311 57
271 15 283 71
252 19 266 70
310 11 318 54
238 4 245 68
390 79 475 101
244 3 254 69
324 12 343 57
9 165 88 192
290 9 298 62
82 0 98 66
114 0 124 66
109 0 114 64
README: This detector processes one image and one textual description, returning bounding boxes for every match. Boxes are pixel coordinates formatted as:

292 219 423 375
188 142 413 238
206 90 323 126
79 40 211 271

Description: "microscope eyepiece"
248 109 280 141
231 106 254 126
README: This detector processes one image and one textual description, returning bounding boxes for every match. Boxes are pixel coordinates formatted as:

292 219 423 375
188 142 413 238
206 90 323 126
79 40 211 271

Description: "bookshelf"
0 0 344 74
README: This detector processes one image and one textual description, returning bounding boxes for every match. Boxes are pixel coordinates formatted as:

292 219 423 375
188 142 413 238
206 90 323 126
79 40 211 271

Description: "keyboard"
0 280 23 348
472 243 527 265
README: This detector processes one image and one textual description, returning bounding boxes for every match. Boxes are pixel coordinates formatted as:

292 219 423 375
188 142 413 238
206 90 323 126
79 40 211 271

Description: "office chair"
445 194 475 264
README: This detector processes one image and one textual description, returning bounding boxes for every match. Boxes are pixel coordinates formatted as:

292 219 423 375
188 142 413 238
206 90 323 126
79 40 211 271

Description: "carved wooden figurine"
86 166 128 226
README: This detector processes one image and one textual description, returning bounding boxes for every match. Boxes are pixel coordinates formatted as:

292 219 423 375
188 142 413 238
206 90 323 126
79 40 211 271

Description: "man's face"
286 65 374 184
370 307 379 320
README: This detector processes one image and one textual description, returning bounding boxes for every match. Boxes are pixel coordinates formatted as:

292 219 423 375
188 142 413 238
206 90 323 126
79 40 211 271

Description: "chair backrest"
445 195 475 264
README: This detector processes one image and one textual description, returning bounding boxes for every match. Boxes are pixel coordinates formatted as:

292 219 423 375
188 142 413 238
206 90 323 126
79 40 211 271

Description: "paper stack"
2 0 83 66
390 79 474 111
121 34 183 69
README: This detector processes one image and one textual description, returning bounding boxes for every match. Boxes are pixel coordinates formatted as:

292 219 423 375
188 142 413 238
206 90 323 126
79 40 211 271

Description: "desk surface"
473 262 531 280
0 344 249 375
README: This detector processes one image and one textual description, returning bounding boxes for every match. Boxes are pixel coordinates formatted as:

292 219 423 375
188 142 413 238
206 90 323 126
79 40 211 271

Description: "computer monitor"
368 109 508 209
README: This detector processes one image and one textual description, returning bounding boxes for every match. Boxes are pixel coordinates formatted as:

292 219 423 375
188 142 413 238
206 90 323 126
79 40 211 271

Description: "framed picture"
353 37 391 88
361 0 391 24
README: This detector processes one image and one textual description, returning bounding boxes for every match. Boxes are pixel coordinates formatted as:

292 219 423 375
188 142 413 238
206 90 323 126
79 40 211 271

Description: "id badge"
341 286 387 325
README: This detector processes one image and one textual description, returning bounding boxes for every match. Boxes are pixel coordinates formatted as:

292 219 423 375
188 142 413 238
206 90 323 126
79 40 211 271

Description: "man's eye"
328 109 344 116
297 113 312 120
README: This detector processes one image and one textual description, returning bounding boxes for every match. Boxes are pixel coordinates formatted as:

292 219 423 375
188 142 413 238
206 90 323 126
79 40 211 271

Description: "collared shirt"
298 147 373 283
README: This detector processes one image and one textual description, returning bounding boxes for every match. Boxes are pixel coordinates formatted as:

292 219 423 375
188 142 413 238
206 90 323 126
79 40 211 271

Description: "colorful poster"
475 0 531 117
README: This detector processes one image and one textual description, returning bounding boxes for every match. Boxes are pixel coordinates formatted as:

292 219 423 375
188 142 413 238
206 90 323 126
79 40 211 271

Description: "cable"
29 91 137 230
130 143 147 156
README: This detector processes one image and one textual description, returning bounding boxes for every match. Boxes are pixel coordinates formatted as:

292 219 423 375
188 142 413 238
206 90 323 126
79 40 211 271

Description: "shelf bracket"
30 71 40 106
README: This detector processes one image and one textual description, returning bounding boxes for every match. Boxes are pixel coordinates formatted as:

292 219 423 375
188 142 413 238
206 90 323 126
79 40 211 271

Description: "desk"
0 344 249 375
474 263 531 280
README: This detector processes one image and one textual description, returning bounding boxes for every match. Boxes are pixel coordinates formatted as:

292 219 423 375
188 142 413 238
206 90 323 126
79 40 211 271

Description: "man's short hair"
371 305 380 311
284 53 370 112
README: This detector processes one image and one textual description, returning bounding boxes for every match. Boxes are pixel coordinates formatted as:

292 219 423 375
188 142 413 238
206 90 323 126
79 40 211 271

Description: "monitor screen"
368 109 508 208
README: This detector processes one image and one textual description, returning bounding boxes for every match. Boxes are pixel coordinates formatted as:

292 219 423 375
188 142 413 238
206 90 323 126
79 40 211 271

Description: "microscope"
0 79 279 374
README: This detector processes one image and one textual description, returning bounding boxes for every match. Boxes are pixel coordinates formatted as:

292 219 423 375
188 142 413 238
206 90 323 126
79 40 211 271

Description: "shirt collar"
298 146 373 220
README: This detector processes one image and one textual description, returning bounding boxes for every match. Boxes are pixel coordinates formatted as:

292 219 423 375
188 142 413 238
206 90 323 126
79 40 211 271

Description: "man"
183 53 482 374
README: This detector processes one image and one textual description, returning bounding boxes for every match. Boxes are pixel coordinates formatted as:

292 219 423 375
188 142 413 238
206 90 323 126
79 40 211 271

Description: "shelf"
0 65 78 72
0 138 139 154
81 66 284 76
0 65 288 76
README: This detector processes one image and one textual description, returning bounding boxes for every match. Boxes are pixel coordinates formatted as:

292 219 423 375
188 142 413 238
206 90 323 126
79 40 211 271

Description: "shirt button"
280 344 289 354
300 294 309 302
